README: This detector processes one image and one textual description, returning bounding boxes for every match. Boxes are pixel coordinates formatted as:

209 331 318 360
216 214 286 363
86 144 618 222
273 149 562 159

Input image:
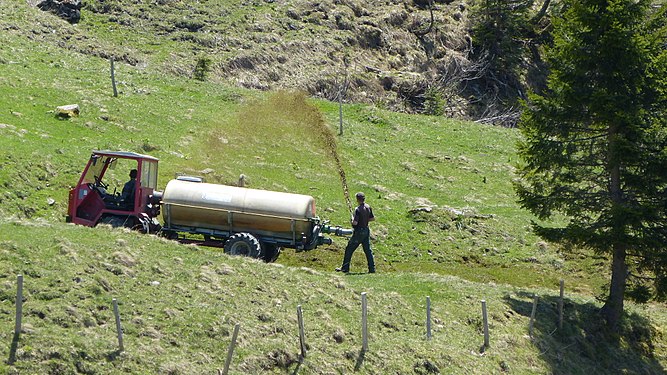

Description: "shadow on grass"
354 349 366 371
105 349 123 361
503 291 665 374
290 360 302 375
6 332 19 365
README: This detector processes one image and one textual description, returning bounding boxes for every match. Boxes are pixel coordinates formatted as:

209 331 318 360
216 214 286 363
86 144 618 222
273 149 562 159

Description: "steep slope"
0 0 620 296
11 0 480 116
0 220 665 374
0 1 665 373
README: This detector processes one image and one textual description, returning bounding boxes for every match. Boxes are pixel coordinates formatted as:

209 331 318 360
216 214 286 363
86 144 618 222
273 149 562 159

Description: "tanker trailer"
160 178 351 261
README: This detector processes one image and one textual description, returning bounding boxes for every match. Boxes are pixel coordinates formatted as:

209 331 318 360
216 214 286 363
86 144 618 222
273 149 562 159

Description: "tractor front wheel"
224 233 262 258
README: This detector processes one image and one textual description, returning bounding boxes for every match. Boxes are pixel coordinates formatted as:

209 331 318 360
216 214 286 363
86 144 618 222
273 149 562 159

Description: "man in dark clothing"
121 169 137 210
336 192 376 273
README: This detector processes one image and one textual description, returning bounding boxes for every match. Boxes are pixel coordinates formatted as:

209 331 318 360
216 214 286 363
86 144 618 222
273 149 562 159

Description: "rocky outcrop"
37 0 81 24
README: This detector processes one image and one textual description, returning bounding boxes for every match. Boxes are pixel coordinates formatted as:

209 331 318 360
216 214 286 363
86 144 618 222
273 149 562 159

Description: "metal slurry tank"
161 179 320 247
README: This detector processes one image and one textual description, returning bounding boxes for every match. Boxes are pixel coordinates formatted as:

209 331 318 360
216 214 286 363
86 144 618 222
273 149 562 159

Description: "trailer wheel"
262 244 281 263
224 233 262 258
161 230 179 240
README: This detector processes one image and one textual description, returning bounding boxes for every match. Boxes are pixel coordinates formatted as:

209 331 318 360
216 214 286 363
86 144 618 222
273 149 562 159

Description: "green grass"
0 0 618 301
0 1 665 373
0 221 665 374
0 21 566 290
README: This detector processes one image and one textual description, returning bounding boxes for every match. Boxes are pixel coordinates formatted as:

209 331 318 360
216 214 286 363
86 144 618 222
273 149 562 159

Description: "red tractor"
66 150 162 233
67 150 352 261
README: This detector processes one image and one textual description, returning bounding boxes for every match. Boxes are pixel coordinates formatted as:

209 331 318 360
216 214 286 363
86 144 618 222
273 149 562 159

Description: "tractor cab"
66 150 162 232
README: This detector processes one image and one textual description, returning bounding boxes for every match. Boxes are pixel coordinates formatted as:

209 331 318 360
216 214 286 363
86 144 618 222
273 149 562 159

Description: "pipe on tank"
321 225 353 236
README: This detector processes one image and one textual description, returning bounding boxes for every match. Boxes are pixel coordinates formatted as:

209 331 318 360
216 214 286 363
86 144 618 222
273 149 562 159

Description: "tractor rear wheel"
99 215 134 228
224 233 262 258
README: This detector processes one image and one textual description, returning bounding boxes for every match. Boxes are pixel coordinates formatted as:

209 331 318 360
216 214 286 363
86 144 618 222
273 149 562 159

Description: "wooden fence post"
481 300 489 349
338 91 344 135
559 279 564 330
529 295 539 338
8 275 24 365
222 323 240 375
361 292 368 352
426 296 432 340
297 305 307 360
338 62 348 136
14 275 23 336
110 58 118 97
112 298 124 352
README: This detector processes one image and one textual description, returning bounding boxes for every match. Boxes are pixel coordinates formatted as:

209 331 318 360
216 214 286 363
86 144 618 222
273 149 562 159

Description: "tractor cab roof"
92 150 159 162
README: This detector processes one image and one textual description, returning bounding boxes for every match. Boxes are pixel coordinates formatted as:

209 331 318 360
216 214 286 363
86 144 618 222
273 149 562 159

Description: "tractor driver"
121 169 137 209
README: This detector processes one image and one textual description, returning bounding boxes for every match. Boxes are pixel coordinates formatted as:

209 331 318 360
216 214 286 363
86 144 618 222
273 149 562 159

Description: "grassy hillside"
12 0 482 115
0 1 665 374
0 10 608 294
1 221 665 374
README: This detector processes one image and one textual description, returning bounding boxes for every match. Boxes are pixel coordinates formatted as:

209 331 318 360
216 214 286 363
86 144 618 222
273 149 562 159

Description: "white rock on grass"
56 104 80 118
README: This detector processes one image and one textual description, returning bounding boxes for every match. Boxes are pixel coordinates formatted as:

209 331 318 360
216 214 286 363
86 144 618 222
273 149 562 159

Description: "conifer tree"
470 0 533 89
516 0 667 330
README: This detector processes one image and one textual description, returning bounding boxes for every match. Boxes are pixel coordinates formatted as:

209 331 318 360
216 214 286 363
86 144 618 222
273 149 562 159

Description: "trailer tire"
262 244 281 263
161 230 178 240
224 233 262 258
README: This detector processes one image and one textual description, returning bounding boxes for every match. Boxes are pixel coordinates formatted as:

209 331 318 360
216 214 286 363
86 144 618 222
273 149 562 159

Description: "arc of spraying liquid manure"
335 153 353 215
300 94 352 216
313 114 353 215
240 92 354 215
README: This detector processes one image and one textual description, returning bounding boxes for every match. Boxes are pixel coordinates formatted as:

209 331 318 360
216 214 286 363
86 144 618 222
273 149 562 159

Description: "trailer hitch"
321 223 353 236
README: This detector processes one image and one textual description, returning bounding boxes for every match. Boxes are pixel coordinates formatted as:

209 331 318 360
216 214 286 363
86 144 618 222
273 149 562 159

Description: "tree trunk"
602 127 626 331
602 242 627 331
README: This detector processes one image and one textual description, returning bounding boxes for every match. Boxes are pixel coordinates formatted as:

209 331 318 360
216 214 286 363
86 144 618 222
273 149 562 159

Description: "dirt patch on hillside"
217 4 474 115
70 0 477 116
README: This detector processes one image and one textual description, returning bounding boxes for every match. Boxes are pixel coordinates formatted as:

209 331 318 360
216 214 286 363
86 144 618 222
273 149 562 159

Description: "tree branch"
628 272 656 281
411 0 434 37
531 0 552 25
